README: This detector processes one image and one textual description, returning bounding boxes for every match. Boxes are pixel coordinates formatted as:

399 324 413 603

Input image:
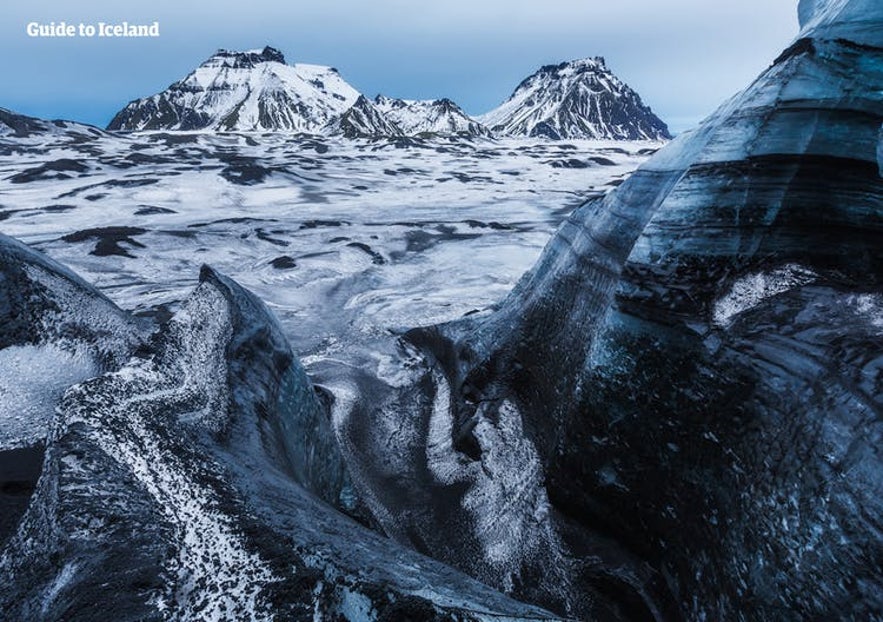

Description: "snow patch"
713 265 818 326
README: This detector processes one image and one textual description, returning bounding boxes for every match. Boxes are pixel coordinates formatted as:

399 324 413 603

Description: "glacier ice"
340 0 883 619
0 260 560 621
1 0 882 619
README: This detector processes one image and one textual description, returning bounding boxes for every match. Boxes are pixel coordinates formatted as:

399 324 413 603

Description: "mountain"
374 95 489 136
106 47 666 140
324 95 403 138
1 107 106 140
107 46 360 132
479 57 670 140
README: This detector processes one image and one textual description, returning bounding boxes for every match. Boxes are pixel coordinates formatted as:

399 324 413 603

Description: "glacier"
1 0 882 619
358 0 883 618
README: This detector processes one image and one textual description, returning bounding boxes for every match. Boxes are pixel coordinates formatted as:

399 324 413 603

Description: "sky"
2 1 799 134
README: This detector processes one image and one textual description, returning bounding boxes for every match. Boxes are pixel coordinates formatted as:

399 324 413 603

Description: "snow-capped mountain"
107 47 670 140
108 46 361 132
324 95 402 138
479 57 670 140
374 95 489 136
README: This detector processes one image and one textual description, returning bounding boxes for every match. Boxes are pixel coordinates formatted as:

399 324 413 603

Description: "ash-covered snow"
0 129 654 367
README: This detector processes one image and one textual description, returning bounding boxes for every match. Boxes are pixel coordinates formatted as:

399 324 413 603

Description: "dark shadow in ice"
219 156 273 185
299 219 350 229
270 256 298 270
255 228 289 247
56 178 159 199
0 446 44 547
546 158 591 169
134 205 177 216
346 242 385 264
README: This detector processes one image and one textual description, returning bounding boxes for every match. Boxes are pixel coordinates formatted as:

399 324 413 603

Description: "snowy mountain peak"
479 57 670 141
107 46 359 132
373 95 490 136
205 46 287 68
324 95 403 138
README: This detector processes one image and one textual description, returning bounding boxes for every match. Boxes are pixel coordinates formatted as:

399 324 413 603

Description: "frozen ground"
0 131 657 372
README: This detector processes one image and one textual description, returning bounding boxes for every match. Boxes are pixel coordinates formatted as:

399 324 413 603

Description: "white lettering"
25 21 77 37
25 20 160 38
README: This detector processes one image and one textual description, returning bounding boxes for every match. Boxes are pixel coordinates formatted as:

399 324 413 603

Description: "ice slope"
376 0 883 618
0 233 145 450
0 259 563 621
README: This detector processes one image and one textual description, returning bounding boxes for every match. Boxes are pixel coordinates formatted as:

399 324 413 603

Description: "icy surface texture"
5 1 882 618
0 261 560 621
344 1 883 619
0 233 144 449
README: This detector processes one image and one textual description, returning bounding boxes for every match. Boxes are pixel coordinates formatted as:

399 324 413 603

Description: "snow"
60 282 276 621
479 58 669 140
115 52 359 132
374 95 487 135
41 562 78 616
0 132 654 364
712 265 818 327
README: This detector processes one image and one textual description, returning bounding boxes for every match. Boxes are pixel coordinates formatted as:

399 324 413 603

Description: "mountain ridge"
107 47 669 140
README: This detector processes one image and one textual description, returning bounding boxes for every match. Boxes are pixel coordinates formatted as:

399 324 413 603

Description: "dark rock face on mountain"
342 0 881 619
0 108 56 138
105 45 666 140
325 95 403 138
374 95 491 137
106 46 493 138
0 108 107 142
107 46 361 132
480 57 670 140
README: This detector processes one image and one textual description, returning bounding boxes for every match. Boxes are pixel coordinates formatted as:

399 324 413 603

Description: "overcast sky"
2 1 798 133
